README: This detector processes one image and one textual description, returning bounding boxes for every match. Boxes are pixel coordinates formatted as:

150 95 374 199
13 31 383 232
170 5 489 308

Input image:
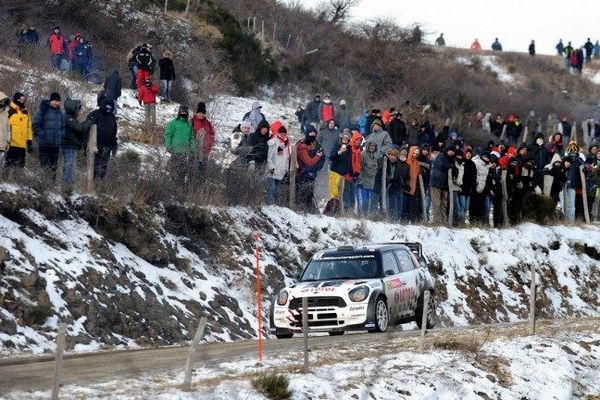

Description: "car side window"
395 250 415 273
381 252 400 275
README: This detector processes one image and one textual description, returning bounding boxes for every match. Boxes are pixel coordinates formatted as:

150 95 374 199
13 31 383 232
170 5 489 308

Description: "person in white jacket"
0 91 11 167
266 122 290 204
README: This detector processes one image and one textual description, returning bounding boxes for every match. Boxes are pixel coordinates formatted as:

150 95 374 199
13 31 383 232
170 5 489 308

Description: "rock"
21 272 38 288
37 290 51 308
485 374 497 383
561 345 577 355
476 392 491 400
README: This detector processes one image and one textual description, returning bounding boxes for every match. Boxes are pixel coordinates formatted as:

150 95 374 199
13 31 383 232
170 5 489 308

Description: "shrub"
522 193 556 224
26 304 53 325
251 373 292 400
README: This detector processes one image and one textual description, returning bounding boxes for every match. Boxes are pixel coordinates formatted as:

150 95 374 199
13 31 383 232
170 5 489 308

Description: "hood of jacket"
64 99 81 117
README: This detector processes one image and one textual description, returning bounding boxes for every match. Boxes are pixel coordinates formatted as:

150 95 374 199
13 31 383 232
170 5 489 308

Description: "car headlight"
277 290 289 306
348 286 369 302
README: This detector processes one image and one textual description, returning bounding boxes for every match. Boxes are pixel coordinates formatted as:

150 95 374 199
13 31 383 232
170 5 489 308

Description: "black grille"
289 296 347 309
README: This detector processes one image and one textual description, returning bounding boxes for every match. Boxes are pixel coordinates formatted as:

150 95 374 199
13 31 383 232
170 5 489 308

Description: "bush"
26 304 53 325
251 373 292 400
522 193 556 224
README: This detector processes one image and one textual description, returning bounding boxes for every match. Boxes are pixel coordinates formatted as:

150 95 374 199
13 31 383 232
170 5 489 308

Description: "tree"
318 0 360 24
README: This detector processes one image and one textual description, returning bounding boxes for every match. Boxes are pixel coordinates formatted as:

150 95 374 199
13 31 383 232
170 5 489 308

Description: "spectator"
530 132 548 188
126 43 144 89
103 70 122 111
418 144 432 221
0 92 10 166
558 117 572 142
296 125 324 210
5 92 33 169
525 110 538 134
368 119 393 155
564 141 584 221
243 101 267 133
375 147 405 221
164 106 195 182
315 119 339 199
435 33 445 47
359 140 381 216
135 44 155 93
470 38 482 51
528 40 536 56
47 27 65 69
490 114 505 138
470 151 492 224
365 109 379 136
564 41 574 70
138 79 159 125
343 128 363 212
547 132 564 159
404 145 422 221
590 151 600 221
555 39 565 56
295 106 304 127
430 143 455 224
61 99 92 187
386 111 407 146
335 100 351 131
584 38 594 63
73 36 93 77
506 114 523 145
587 143 599 164
303 94 321 128
17 25 39 58
319 93 335 128
459 148 477 224
87 99 118 180
491 38 503 51
594 41 600 59
158 51 176 101
450 149 465 225
248 120 270 167
192 102 216 159
32 92 65 178
266 123 290 205
412 25 422 43
324 131 353 214
232 120 253 164
67 33 81 70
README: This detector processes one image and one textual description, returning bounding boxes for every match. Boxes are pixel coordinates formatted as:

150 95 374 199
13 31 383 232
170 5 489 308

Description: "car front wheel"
373 297 389 332
415 291 436 330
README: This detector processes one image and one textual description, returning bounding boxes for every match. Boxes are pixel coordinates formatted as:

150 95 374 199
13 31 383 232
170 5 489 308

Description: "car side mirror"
385 269 395 276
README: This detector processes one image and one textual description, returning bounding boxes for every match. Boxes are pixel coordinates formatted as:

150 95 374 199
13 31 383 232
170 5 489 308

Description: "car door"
380 251 402 321
394 249 419 317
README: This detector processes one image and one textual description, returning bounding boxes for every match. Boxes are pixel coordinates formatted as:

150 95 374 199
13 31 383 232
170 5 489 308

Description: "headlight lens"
277 290 289 305
349 286 369 302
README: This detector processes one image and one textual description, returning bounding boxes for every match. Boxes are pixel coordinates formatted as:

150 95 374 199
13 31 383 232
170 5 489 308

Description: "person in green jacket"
164 105 195 181
359 140 381 216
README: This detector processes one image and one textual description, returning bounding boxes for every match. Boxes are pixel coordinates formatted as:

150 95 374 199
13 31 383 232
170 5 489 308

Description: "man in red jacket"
296 125 325 210
137 78 159 125
192 101 216 158
48 26 64 69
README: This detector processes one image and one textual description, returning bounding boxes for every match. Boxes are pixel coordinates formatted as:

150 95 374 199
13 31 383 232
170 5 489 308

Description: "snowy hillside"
1 184 600 355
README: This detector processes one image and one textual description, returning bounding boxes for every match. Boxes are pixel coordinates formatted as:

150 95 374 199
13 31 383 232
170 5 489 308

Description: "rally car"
270 243 436 338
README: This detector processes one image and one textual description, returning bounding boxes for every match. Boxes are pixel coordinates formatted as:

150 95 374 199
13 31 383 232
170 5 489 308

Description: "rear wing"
384 242 428 265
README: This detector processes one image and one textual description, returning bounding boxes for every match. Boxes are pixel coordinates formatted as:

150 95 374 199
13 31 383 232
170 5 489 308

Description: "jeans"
357 185 372 216
266 177 280 205
75 62 87 77
455 194 470 223
51 54 62 69
566 188 576 221
423 193 432 222
38 145 60 179
61 148 78 185
388 191 403 221
130 64 138 89
161 79 172 100
342 180 357 212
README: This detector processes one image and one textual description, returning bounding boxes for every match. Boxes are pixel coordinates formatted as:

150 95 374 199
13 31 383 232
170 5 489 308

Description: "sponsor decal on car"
385 277 403 289
349 305 366 311
300 286 336 293
365 322 375 328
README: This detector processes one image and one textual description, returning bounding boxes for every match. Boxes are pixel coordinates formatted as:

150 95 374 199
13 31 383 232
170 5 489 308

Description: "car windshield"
300 255 380 281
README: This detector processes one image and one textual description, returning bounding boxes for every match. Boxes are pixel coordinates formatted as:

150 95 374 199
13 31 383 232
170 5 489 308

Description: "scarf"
406 146 421 195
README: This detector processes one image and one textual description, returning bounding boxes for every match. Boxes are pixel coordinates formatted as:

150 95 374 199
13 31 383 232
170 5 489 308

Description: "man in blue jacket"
430 144 455 224
32 92 65 179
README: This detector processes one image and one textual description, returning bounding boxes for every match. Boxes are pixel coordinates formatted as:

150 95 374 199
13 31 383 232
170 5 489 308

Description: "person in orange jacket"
471 38 482 51
137 78 159 125
48 26 65 69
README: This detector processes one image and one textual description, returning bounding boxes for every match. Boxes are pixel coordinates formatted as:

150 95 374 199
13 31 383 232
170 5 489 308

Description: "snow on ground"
5 325 600 399
456 55 516 84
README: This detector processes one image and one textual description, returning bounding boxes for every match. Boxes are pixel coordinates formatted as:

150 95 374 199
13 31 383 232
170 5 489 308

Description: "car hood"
288 280 368 296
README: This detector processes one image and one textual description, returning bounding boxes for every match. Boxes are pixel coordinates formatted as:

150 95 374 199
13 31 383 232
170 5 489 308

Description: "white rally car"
270 243 436 338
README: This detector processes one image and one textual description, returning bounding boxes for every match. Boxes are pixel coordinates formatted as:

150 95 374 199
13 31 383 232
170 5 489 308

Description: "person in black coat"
248 120 270 167
158 51 176 101
529 132 548 188
103 70 122 103
385 112 407 146
459 147 477 222
87 99 118 180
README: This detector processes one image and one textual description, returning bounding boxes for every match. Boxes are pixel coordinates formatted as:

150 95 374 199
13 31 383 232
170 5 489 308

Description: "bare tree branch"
318 0 360 24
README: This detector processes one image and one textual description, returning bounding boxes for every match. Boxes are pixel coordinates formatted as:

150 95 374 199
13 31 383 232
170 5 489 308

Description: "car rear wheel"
373 297 389 332
415 291 436 330
276 333 294 339
328 331 344 336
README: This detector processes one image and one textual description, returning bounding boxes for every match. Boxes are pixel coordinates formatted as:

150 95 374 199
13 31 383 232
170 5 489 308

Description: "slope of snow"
456 55 516 84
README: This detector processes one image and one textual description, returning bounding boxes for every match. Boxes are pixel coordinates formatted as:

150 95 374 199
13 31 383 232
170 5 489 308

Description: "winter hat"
340 99 346 106
455 149 464 157
371 119 383 129
517 142 528 152
178 105 189 115
464 146 473 154
304 124 317 135
489 154 499 164
534 132 545 141
420 143 431 151
240 120 251 129
277 125 287 134
399 147 408 157
448 131 458 140
13 92 25 102
567 140 579 154
49 92 61 102
589 143 598 152
196 102 207 114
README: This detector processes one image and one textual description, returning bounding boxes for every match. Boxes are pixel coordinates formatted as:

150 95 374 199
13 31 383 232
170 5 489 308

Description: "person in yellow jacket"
0 91 10 167
6 92 33 168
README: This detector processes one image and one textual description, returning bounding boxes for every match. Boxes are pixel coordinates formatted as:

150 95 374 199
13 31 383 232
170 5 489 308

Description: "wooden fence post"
580 165 590 223
247 17 251 30
447 170 453 227
273 23 277 42
500 124 507 141
182 317 208 391
522 126 529 144
289 146 297 208
286 34 291 48
381 156 388 218
582 121 590 148
302 296 309 373
51 322 67 400
253 17 256 32
418 291 430 353
418 174 427 222
529 264 536 335
501 169 509 226
571 123 577 143
86 125 97 192
261 20 265 40
563 183 569 222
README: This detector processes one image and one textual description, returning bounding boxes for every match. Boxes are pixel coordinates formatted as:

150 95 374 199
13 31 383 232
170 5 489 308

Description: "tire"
415 291 436 330
328 331 344 336
275 333 294 339
373 297 389 332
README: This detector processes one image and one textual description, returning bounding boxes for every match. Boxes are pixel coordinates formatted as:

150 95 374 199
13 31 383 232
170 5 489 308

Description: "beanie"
49 92 61 102
13 92 25 102
196 101 206 114
178 105 189 114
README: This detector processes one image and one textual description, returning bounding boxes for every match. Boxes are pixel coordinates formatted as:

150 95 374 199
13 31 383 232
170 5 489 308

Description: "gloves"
26 140 33 153
534 186 542 195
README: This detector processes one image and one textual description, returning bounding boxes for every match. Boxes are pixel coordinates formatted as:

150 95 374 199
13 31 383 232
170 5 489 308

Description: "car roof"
314 243 412 259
